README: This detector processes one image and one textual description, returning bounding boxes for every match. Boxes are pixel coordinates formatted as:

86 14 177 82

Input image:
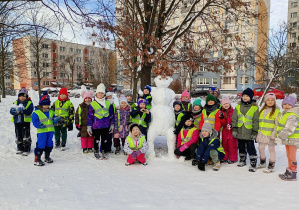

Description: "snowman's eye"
159 78 161 80
166 78 168 80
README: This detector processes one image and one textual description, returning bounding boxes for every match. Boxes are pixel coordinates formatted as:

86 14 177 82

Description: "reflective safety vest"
35 109 55 133
201 137 225 154
202 109 219 128
276 112 299 140
126 135 145 151
116 111 121 126
259 108 281 136
182 103 191 111
180 127 197 145
54 100 71 118
235 104 258 129
175 113 184 127
146 96 152 110
131 112 147 127
11 101 32 122
193 114 201 128
90 100 111 120
78 106 83 126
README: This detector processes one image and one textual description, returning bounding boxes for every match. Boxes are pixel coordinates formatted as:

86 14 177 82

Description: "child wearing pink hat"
256 93 281 173
75 90 94 153
180 90 192 112
220 97 238 164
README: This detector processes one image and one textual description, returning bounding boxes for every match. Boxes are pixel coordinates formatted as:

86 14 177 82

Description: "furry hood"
199 128 218 139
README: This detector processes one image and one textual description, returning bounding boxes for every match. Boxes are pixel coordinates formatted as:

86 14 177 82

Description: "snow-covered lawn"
0 95 298 210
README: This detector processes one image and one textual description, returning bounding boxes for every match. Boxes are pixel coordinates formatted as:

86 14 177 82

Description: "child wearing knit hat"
113 95 131 154
124 123 148 166
31 92 60 166
256 93 281 173
138 85 152 110
198 94 222 133
51 88 75 150
192 98 202 129
231 88 259 172
195 122 225 171
220 97 238 164
75 90 94 153
276 94 299 181
10 87 34 155
180 90 192 112
173 100 185 130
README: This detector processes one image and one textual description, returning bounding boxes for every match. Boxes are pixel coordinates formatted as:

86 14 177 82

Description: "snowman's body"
147 76 176 159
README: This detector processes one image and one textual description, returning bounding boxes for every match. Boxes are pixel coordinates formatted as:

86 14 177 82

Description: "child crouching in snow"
32 92 60 166
195 122 225 171
124 123 148 166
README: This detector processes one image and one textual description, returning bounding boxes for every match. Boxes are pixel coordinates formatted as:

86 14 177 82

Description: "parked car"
68 86 95 96
237 87 285 99
191 86 217 97
41 87 61 94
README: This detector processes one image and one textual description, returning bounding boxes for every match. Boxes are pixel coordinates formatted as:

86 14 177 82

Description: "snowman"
147 75 176 159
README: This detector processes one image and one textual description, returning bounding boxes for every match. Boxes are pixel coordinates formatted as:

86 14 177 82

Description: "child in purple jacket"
87 83 114 160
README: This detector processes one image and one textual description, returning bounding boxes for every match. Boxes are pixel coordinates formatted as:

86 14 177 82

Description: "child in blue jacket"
32 92 60 166
10 87 34 155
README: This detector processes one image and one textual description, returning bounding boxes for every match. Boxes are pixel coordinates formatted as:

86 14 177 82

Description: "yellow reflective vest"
194 114 201 128
201 137 225 154
90 100 111 119
126 135 145 151
180 127 197 145
175 112 184 127
34 109 55 133
259 108 280 136
11 101 32 122
202 109 219 128
276 112 299 140
54 100 71 118
235 104 258 129
131 112 147 128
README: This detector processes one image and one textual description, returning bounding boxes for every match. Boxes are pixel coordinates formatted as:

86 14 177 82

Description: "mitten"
275 137 282 145
53 117 61 125
76 124 81 130
226 124 232 130
109 125 114 133
11 108 17 115
136 150 142 157
232 131 238 138
251 134 257 141
179 144 188 152
68 123 73 131
218 111 224 119
131 151 137 159
38 123 46 128
17 106 24 112
87 126 93 136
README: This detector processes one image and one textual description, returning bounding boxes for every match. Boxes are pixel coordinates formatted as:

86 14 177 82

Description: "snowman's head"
154 75 173 88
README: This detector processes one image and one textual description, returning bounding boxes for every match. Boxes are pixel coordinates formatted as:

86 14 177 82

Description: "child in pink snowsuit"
180 90 192 112
220 97 238 163
75 91 94 153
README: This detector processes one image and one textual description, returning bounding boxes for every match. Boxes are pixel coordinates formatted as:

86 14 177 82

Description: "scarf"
95 97 106 107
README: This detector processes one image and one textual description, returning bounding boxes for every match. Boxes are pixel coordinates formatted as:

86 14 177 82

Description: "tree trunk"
140 64 152 88
133 76 139 102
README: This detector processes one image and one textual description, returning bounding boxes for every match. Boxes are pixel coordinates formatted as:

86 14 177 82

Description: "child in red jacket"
198 94 222 133
174 113 199 161
220 97 238 164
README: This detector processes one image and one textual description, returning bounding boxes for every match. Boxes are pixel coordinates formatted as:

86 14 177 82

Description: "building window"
77 57 81 62
291 2 298 8
85 78 88 81
291 12 297 18
53 49 56 53
77 65 81 70
59 55 65 60
60 46 66 52
5 75 10 79
69 48 73 52
197 78 209 85
53 67 57 71
199 65 205 72
60 73 66 78
5 82 10 87
91 59 95 64
43 63 50 67
43 81 50 86
42 53 48 58
291 22 297 28
223 77 232 85
42 44 48 49
290 42 296 48
33 71 37 77
90 51 94 55
33 62 37 67
76 49 81 54
288 71 297 77
53 58 57 62
53 76 56 80
291 33 296 38
240 76 249 84
212 78 218 85
43 72 50 77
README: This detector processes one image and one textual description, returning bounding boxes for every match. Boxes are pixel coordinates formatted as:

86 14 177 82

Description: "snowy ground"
0 95 299 210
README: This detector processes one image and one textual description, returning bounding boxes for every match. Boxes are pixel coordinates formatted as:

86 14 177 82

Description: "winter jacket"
174 111 185 129
51 99 75 127
75 102 90 137
198 104 221 132
193 110 202 129
220 106 237 142
231 102 259 140
256 106 280 144
177 126 199 148
276 106 299 148
114 105 131 138
87 99 115 129
196 129 224 163
181 101 192 112
130 108 151 127
124 134 148 154
10 99 34 124
32 106 56 131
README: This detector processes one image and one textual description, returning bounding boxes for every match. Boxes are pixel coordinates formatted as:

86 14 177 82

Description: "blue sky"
270 0 288 29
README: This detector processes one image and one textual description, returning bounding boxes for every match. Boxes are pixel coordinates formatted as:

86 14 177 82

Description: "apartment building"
13 35 115 90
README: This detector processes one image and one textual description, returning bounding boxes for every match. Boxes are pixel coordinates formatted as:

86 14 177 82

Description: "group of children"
10 85 299 181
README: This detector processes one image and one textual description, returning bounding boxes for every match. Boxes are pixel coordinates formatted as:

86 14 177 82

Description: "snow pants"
81 136 94 149
34 132 54 158
14 122 32 153
238 139 257 161
174 143 198 159
258 141 276 162
114 138 126 148
54 126 67 146
93 128 111 153
285 145 297 172
222 132 238 162
127 153 146 164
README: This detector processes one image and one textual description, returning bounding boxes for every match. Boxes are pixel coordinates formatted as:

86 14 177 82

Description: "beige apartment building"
13 36 115 90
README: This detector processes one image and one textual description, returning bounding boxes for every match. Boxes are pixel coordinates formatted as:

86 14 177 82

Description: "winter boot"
125 162 130 166
100 153 108 160
115 147 121 155
94 150 101 159
198 161 205 171
22 152 30 156
257 158 266 169
279 168 297 181
237 155 247 167
83 148 88 154
44 157 54 163
213 161 221 171
44 147 53 163
264 161 275 173
220 160 227 164
192 160 198 166
88 148 93 153
185 156 191 161
16 150 23 155
227 160 236 164
142 161 148 166
34 155 45 166
249 159 257 172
